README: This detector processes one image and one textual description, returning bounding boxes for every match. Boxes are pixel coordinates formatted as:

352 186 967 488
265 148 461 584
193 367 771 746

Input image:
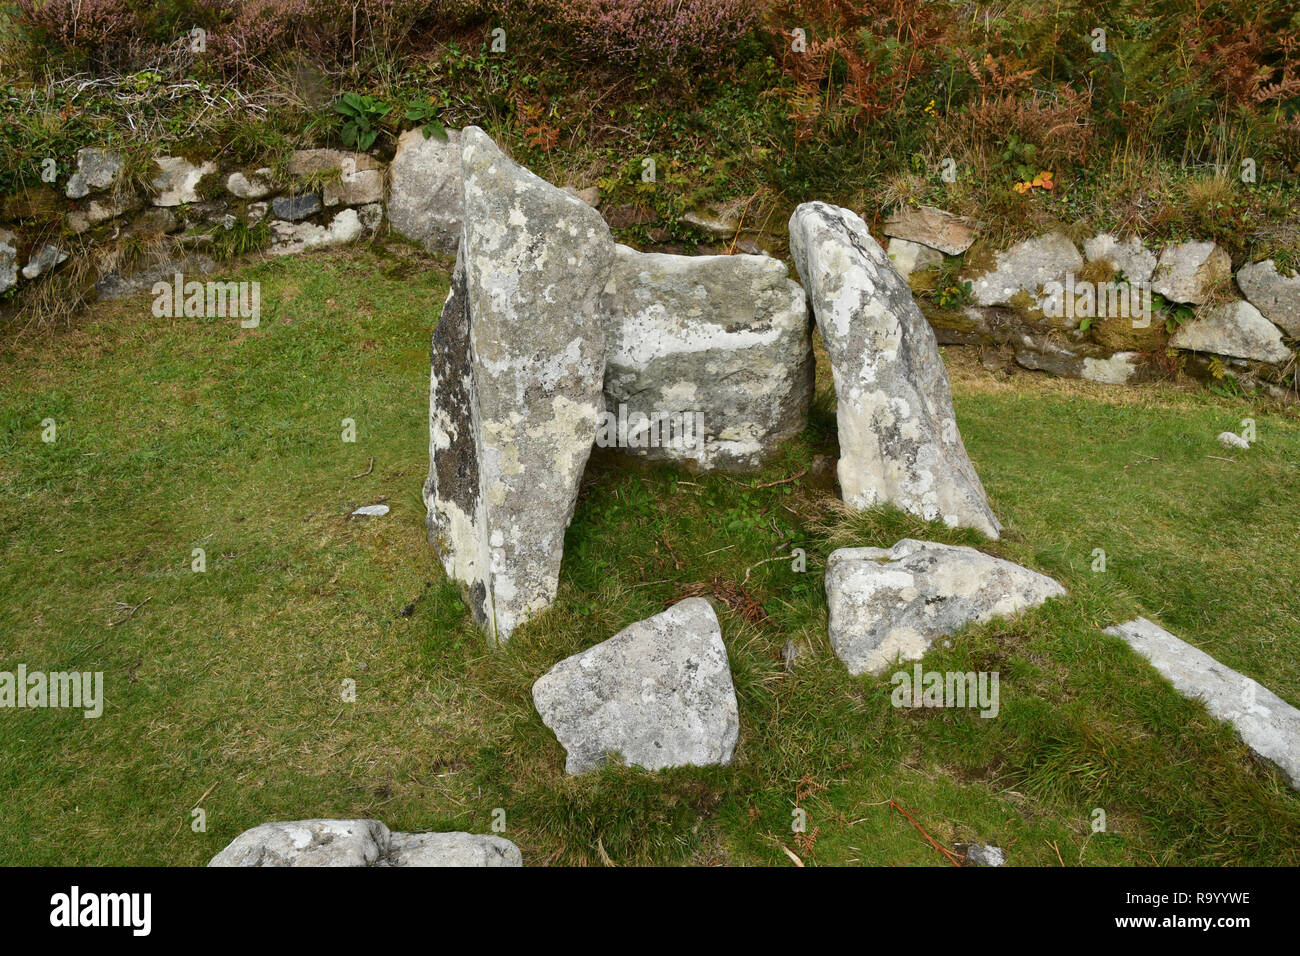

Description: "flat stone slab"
789 201 1001 538
883 205 976 256
532 598 740 774
1152 240 1230 305
208 819 522 866
825 539 1065 675
1105 618 1300 789
599 243 813 471
1169 300 1291 364
1083 233 1157 285
966 232 1083 308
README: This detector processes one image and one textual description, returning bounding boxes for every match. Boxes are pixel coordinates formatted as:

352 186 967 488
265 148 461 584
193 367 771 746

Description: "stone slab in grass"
1105 617 1300 790
208 819 522 866
825 539 1065 676
532 598 740 774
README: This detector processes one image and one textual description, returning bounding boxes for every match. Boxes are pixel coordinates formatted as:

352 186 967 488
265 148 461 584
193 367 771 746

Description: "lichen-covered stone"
271 193 321 221
1083 233 1157 284
0 229 16 293
21 244 67 280
825 539 1065 675
789 201 1001 538
226 168 274 200
532 598 740 774
208 819 522 867
598 244 813 471
268 207 368 255
1169 300 1291 364
388 127 463 255
965 232 1082 308
1151 240 1230 305
65 148 122 200
887 237 944 283
151 156 217 206
1236 259 1300 338
1105 618 1300 789
424 127 613 643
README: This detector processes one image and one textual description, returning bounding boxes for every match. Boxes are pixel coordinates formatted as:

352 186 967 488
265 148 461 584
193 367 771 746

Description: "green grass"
1 245 1298 867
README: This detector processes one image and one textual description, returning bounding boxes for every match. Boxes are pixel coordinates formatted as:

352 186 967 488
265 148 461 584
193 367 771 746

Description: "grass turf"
1 243 1298 866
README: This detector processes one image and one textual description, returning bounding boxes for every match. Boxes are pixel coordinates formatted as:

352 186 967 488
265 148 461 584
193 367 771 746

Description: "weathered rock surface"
824 539 1065 676
208 819 522 867
0 229 16 294
272 193 322 221
268 207 368 255
424 127 612 643
21 244 67 280
65 148 122 199
1083 233 1157 284
1151 240 1230 305
789 201 1001 538
887 237 944 282
564 185 601 208
151 156 218 206
283 149 385 207
532 598 739 774
966 232 1082 308
388 127 463 255
1105 618 1300 789
599 244 813 470
226 168 274 200
1236 259 1300 338
1169 300 1291 364
68 196 142 234
883 205 976 256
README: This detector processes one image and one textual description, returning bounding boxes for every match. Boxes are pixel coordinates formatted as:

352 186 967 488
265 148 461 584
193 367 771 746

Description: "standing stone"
1151 240 1231 305
824 539 1065 676
424 127 613 643
599 244 813 471
389 127 463 255
532 598 740 774
208 819 522 867
1105 618 1300 790
1169 300 1291 364
789 202 1001 538
1236 260 1300 338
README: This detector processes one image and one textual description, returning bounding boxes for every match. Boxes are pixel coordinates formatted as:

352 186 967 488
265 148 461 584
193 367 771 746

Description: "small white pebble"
1216 432 1249 450
351 504 390 517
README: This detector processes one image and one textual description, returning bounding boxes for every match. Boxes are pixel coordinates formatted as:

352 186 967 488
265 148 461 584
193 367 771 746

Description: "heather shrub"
528 0 765 66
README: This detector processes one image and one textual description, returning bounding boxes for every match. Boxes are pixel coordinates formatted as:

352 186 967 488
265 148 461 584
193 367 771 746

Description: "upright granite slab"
599 244 813 471
789 202 1001 538
424 127 614 643
1105 618 1300 790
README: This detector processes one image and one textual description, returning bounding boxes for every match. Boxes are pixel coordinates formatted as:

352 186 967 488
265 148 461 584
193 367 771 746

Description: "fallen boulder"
824 539 1065 676
208 819 522 867
599 244 813 471
1105 618 1300 789
424 127 613 643
789 201 1002 538
532 598 740 774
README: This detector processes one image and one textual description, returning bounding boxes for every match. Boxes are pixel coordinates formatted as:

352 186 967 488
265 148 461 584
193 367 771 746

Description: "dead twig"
108 597 151 628
888 800 962 867
351 456 374 478
754 468 809 490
